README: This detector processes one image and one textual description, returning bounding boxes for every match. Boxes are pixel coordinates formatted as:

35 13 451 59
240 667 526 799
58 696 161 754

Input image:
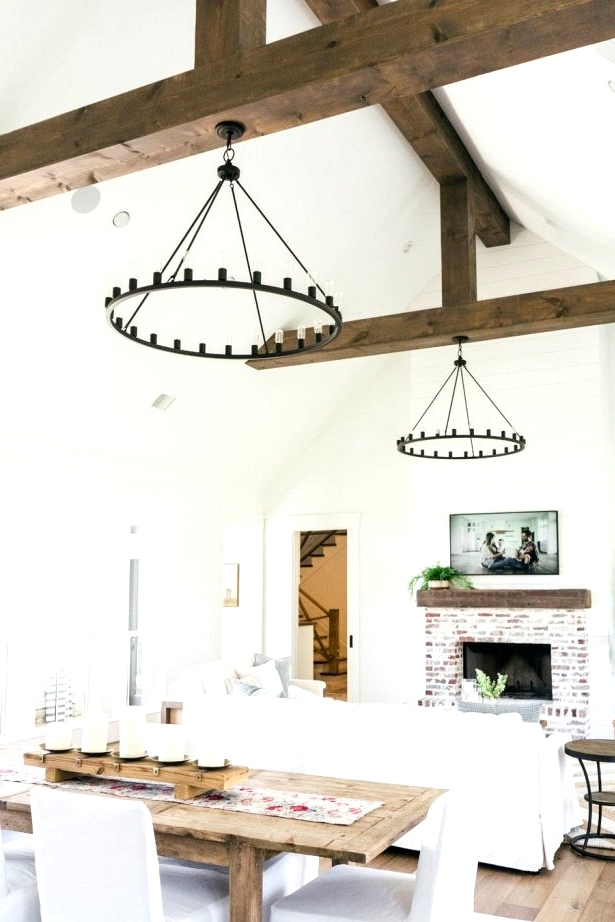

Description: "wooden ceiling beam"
194 0 266 65
441 178 477 306
301 0 376 17
303 0 510 248
247 279 615 368
383 91 510 248
0 0 612 211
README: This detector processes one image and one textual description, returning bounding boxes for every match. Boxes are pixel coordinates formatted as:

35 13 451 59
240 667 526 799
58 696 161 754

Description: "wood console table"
23 749 248 800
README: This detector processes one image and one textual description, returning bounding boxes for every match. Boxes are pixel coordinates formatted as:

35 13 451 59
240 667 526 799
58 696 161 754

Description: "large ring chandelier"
105 121 342 360
396 337 526 460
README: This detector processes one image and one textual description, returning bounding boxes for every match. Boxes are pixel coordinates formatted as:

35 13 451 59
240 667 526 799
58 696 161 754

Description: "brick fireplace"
418 591 590 736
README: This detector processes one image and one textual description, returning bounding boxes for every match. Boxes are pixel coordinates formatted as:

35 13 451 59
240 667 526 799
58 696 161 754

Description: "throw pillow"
236 659 284 696
253 653 292 697
229 679 270 696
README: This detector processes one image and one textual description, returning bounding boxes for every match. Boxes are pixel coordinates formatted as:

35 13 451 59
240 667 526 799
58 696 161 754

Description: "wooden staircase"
299 531 346 677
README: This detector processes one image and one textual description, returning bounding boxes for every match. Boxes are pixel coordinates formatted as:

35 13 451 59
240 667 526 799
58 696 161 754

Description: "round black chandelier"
105 121 342 360
396 337 526 460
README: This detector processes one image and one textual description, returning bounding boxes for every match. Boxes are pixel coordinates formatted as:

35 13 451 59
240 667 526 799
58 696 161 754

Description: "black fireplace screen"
462 641 552 699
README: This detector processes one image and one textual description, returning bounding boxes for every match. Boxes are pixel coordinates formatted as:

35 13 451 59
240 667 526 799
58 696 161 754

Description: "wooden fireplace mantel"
416 588 591 609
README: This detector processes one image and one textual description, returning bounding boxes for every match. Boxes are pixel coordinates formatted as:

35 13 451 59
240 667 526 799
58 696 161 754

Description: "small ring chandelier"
105 121 342 360
396 336 526 460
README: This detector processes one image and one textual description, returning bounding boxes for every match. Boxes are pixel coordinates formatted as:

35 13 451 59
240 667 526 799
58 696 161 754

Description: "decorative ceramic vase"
427 579 450 589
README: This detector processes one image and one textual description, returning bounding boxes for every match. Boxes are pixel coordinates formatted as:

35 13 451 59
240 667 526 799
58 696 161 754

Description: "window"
127 555 144 705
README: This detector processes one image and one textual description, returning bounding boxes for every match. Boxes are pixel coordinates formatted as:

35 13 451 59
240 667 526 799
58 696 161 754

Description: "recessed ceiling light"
596 39 615 64
113 211 130 228
151 393 176 411
71 187 101 214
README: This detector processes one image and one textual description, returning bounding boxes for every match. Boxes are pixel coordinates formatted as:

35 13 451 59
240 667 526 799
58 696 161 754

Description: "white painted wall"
2 227 613 739
219 515 265 665
263 230 615 733
0 441 248 736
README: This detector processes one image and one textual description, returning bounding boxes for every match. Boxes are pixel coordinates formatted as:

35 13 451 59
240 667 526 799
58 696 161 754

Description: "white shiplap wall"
264 229 615 734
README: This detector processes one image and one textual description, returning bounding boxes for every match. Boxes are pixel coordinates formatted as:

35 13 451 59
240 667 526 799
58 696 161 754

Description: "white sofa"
166 657 326 700
170 663 581 873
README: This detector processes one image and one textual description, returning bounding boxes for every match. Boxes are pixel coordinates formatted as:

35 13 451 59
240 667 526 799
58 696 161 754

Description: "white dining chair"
270 791 542 922
30 784 316 922
0 829 41 922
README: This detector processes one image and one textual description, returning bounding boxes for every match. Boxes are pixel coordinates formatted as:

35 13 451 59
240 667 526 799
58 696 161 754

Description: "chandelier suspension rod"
168 181 225 281
457 367 476 455
123 180 226 332
461 364 520 433
410 366 457 431
235 180 326 301
229 182 268 352
443 365 462 435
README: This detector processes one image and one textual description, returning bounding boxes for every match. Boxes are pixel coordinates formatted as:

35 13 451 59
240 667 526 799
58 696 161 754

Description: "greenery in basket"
408 564 474 593
475 668 507 699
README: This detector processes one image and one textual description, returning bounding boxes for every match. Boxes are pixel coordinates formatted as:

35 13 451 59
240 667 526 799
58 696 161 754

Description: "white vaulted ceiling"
0 1 613 486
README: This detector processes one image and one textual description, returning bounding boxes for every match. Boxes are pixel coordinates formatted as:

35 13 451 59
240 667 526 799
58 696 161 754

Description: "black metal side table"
565 738 615 859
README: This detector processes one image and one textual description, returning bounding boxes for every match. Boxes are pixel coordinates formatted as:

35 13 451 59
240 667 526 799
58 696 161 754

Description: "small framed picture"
222 563 240 607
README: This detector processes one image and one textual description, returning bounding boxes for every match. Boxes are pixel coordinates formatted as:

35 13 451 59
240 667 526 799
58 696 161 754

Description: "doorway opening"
298 530 347 700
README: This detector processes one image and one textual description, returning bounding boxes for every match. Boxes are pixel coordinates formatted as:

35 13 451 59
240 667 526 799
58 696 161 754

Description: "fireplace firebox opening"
462 641 552 700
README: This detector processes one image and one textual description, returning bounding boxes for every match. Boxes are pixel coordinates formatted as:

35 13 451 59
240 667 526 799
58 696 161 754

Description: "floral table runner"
0 767 382 826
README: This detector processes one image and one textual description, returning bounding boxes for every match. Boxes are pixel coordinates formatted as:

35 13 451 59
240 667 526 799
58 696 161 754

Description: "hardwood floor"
315 680 615 918
360 843 613 921
319 669 347 700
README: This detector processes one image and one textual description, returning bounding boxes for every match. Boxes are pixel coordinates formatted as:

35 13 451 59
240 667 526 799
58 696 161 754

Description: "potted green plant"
408 564 474 593
475 668 507 699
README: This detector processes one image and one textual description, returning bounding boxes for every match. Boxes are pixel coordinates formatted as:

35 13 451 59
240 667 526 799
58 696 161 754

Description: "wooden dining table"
0 766 443 922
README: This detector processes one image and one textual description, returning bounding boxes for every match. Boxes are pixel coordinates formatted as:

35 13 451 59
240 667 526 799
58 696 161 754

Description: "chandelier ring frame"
107 277 340 360
104 119 342 361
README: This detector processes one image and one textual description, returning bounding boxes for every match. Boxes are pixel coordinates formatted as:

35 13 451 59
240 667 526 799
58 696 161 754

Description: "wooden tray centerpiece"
23 749 248 800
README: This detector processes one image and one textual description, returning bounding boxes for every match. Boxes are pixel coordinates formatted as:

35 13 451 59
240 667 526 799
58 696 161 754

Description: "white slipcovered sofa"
170 662 581 873
166 657 326 700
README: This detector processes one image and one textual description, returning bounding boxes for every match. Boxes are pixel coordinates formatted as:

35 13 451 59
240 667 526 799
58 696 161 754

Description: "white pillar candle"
45 721 72 751
157 724 186 762
119 706 147 758
196 738 226 768
81 713 109 753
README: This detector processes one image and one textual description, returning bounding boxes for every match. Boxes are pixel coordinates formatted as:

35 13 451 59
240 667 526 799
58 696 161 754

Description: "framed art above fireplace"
450 510 559 576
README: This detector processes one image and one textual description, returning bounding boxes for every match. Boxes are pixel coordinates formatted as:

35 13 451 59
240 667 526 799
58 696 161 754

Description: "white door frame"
286 512 360 702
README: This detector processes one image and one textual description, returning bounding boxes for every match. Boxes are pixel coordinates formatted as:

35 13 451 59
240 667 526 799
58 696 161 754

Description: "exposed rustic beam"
416 589 591 609
302 0 376 17
303 0 510 248
0 0 612 210
247 279 615 368
441 178 477 306
195 0 266 65
383 92 510 248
